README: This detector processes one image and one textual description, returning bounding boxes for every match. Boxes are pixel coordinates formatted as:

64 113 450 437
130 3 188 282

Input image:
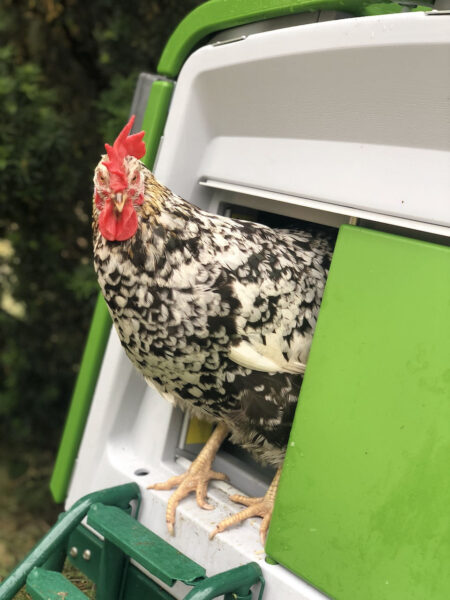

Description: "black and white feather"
93 158 335 466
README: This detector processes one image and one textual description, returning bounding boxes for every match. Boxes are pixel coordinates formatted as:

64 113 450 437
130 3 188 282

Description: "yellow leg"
148 422 229 535
210 465 282 545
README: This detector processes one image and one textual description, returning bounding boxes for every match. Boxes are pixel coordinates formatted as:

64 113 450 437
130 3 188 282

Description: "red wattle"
99 199 138 241
99 201 117 241
115 201 138 241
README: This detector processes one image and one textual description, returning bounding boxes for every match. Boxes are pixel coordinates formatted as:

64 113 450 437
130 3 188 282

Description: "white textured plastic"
67 11 450 600
155 11 450 232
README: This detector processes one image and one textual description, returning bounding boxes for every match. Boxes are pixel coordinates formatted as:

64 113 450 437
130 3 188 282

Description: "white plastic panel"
155 11 450 231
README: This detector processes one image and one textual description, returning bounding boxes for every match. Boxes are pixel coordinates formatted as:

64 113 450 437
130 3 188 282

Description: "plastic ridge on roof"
157 0 430 77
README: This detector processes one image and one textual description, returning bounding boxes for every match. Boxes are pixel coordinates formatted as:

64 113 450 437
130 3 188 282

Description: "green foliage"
0 0 203 450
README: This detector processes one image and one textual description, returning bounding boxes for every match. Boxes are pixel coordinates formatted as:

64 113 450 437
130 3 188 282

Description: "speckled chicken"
93 117 335 543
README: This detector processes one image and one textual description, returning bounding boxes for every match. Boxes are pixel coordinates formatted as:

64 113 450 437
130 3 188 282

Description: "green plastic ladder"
0 484 264 600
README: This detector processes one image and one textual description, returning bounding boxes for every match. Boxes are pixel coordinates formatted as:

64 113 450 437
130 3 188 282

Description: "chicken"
93 116 335 543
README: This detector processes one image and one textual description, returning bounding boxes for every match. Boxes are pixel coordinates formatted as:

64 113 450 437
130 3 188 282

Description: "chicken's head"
94 115 146 242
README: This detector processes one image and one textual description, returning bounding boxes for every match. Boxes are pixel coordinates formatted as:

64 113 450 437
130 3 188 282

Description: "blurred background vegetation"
0 0 202 579
0 0 203 449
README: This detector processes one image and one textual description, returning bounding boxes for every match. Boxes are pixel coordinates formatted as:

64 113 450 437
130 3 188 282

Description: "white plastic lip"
200 178 450 238
201 11 450 64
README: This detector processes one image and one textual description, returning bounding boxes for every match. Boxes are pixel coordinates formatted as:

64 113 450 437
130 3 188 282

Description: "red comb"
102 115 146 192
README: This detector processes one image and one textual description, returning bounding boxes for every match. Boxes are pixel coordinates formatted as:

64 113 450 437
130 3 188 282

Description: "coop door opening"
174 195 340 498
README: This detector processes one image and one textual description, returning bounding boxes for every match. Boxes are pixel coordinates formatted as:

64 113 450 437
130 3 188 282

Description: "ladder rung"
87 503 205 587
27 567 88 600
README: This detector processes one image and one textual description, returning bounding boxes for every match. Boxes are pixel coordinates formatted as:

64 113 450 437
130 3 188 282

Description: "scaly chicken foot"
210 465 282 544
148 422 229 535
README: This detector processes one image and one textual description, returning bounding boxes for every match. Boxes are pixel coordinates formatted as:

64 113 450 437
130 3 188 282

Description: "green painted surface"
87 504 205 587
122 564 176 600
50 294 112 502
183 563 264 600
141 80 174 169
0 484 140 600
27 568 88 600
68 523 176 599
157 0 429 77
67 524 103 584
66 523 262 600
266 226 450 599
50 80 174 504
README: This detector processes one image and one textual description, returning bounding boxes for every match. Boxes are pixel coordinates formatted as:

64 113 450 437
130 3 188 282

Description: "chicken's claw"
149 467 227 535
209 494 273 544
209 465 282 545
147 423 229 535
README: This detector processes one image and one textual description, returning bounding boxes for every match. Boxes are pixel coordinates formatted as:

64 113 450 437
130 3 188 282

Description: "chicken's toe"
147 423 229 535
210 465 282 544
209 496 274 543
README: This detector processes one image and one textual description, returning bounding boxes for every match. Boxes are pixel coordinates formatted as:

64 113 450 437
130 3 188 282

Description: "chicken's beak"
113 192 126 214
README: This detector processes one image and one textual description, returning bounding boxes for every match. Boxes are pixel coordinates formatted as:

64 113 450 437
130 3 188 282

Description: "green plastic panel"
183 563 264 600
87 504 206 587
65 523 263 600
67 523 176 600
157 0 430 77
0 484 140 600
266 225 450 599
50 294 112 502
122 564 176 600
141 80 174 169
67 523 103 584
50 80 174 504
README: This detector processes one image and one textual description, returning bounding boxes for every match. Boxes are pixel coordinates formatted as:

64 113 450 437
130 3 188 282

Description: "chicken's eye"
97 172 107 185
130 172 139 184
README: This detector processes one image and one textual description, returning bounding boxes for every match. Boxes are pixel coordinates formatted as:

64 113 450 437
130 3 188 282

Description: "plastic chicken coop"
2 1 449 599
